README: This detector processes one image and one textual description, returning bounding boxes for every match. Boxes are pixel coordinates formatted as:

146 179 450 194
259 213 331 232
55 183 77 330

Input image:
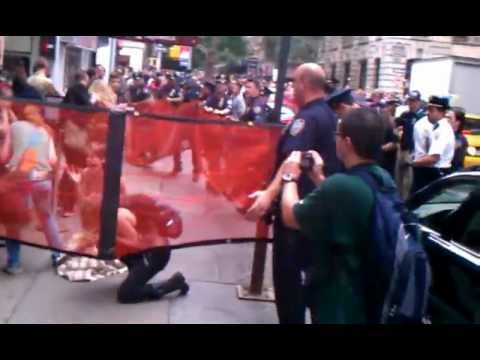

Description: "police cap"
407 90 422 101
326 88 354 107
428 96 450 111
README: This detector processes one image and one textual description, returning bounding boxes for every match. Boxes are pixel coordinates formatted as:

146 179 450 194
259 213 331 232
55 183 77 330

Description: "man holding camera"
280 108 389 323
246 63 341 324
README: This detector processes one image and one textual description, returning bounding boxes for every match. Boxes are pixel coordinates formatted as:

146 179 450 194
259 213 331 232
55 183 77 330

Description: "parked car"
406 171 480 323
464 113 480 168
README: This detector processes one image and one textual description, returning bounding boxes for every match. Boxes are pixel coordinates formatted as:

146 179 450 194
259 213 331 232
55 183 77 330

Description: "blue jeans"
30 180 63 249
5 179 62 268
5 241 61 267
5 240 20 268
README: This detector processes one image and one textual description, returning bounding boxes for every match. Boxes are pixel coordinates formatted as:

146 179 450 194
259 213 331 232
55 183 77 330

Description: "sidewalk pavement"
0 242 278 324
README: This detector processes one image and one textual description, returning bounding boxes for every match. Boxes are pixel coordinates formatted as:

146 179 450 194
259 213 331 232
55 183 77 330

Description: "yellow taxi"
464 113 480 168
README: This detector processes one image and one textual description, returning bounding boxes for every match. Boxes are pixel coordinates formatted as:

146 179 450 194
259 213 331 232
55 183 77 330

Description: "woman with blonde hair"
1 104 63 274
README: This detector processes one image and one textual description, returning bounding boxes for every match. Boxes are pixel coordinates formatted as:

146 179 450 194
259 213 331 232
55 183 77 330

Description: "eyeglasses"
333 131 345 141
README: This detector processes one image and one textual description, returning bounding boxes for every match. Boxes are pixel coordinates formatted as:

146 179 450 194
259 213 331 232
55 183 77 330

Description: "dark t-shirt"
14 85 44 101
396 108 426 152
378 118 399 177
63 83 91 106
205 94 231 111
452 132 468 171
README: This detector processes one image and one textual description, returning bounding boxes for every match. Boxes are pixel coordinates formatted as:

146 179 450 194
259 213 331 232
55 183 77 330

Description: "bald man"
246 63 341 323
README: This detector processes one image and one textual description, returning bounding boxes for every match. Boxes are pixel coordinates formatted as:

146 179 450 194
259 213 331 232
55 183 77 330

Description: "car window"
426 183 478 204
412 181 479 231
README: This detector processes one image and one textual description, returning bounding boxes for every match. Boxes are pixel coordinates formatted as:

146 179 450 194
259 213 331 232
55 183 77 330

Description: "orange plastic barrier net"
0 99 109 257
0 98 282 259
117 99 282 257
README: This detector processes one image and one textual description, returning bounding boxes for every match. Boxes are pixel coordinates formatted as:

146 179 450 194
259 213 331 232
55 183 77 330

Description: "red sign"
114 36 199 47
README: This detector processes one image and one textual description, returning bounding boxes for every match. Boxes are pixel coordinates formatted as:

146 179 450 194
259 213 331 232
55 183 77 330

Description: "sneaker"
3 265 24 275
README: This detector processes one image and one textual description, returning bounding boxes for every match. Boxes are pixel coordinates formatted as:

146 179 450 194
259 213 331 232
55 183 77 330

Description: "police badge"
290 118 305 136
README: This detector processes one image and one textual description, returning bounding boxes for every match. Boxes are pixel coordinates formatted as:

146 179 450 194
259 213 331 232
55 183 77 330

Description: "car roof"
443 171 480 179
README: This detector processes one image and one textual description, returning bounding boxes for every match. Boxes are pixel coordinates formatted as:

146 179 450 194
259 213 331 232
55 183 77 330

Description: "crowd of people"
0 56 475 322
323 86 469 198
42 63 287 124
0 58 190 303
244 62 475 324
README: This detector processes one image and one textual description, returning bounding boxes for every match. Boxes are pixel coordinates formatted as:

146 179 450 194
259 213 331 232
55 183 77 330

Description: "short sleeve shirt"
413 116 433 160
276 98 341 197
292 164 387 323
7 121 54 173
428 118 456 168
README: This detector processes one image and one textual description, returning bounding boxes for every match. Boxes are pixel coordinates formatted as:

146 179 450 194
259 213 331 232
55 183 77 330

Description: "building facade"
318 36 480 94
0 36 117 93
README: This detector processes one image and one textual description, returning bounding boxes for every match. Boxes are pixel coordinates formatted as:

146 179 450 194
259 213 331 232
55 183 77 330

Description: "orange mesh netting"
0 99 109 257
0 98 282 259
119 99 282 256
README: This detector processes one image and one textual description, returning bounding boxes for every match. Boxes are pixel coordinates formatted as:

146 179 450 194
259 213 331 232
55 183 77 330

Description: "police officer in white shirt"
410 96 455 193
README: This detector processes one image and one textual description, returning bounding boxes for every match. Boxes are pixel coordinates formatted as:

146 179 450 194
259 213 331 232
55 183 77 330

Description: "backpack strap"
347 166 383 194
348 165 400 201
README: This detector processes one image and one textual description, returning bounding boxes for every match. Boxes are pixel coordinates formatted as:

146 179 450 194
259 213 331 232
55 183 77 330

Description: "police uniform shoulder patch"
290 118 305 136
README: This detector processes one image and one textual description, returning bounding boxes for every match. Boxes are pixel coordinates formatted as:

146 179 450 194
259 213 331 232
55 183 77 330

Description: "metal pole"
0 36 5 68
98 110 127 259
249 222 269 294
271 36 292 123
237 36 291 302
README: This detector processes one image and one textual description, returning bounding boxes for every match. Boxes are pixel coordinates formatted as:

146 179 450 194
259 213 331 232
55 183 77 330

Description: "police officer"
166 76 184 105
128 73 151 103
326 88 361 119
246 63 341 324
182 78 201 102
199 81 216 105
240 79 272 124
395 90 426 198
261 86 275 103
203 82 232 115
410 96 455 193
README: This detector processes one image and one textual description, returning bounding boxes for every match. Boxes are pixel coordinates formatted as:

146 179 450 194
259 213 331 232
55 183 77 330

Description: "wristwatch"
282 173 299 183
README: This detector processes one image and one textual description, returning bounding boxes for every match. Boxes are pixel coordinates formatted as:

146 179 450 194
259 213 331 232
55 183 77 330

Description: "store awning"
113 36 199 47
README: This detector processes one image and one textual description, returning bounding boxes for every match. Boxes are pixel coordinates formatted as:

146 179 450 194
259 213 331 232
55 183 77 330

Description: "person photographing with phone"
280 108 394 323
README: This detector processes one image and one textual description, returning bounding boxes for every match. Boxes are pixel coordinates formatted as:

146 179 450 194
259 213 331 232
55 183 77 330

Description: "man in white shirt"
410 96 455 194
413 115 433 160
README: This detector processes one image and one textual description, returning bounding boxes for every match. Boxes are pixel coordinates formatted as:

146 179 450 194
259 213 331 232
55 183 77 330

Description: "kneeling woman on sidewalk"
115 194 189 304
75 145 189 303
